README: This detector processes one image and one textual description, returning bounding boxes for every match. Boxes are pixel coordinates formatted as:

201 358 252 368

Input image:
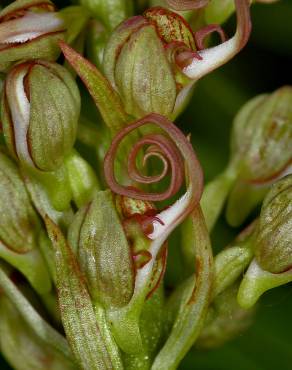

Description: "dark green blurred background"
1 1 292 369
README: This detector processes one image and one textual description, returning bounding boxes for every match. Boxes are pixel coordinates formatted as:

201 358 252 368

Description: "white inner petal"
134 191 191 292
183 37 236 80
149 192 190 240
6 67 34 166
0 12 64 44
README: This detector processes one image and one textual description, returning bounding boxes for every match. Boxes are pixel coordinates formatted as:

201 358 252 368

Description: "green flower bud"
68 190 134 308
103 2 251 118
231 87 292 183
0 0 65 72
238 176 292 309
255 175 292 273
0 149 40 253
1 60 80 171
0 149 51 294
103 11 180 118
226 86 292 226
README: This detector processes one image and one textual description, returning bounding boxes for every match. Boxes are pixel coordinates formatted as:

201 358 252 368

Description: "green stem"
0 240 51 296
212 240 254 299
25 164 73 212
95 304 124 370
23 169 74 228
181 216 196 273
152 207 213 370
25 149 99 212
238 258 292 309
164 224 256 349
64 150 100 208
201 162 238 231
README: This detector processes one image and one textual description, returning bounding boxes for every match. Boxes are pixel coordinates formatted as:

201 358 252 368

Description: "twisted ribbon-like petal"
195 24 227 50
174 0 251 113
103 113 204 354
104 113 203 205
127 134 184 191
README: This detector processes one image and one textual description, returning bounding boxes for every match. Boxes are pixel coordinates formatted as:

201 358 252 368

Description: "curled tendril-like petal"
195 24 227 51
127 134 184 197
104 114 204 354
143 144 169 178
104 113 203 204
182 0 251 80
166 0 209 11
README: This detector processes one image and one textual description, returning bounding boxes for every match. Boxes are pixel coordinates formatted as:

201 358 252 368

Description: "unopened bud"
1 60 80 171
0 149 40 253
103 10 183 118
68 190 134 308
238 176 292 309
226 86 292 226
255 175 292 273
231 87 292 183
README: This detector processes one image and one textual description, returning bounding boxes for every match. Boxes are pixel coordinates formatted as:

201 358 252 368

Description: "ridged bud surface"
1 60 80 171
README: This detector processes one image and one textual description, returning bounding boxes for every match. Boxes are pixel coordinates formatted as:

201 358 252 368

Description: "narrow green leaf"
201 164 238 231
60 41 129 133
0 264 73 363
45 216 116 370
0 294 76 370
152 207 213 370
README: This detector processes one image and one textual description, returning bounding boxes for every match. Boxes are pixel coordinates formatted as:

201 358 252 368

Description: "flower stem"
201 162 238 230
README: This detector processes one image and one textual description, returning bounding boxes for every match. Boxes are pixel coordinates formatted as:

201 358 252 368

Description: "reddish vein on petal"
195 24 227 51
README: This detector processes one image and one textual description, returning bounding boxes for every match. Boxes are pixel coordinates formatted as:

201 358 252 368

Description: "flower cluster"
0 1 290 370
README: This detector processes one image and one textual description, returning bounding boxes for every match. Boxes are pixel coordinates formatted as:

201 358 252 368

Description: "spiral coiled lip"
104 112 203 205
